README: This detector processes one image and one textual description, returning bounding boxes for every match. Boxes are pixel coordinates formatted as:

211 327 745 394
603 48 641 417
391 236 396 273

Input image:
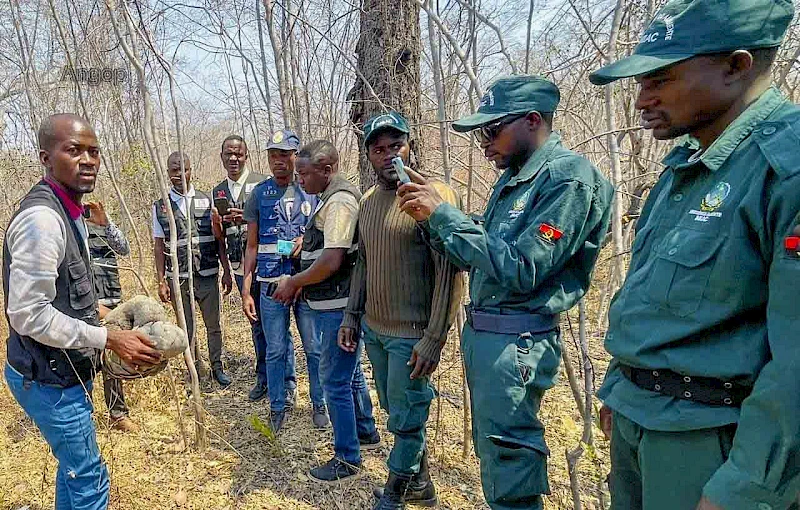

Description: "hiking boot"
270 411 286 434
359 430 382 450
373 449 438 507
312 404 330 429
285 386 298 410
213 369 232 388
309 457 362 484
373 471 413 510
110 416 139 433
248 381 268 401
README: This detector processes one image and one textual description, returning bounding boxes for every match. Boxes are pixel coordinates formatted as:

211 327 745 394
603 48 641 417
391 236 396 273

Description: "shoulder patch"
754 121 800 179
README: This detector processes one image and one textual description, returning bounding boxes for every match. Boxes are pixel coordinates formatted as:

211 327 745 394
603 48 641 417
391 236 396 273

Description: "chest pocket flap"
645 230 726 317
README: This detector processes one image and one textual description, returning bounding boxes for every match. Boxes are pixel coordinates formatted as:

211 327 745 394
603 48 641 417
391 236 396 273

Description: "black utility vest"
4 181 100 387
212 172 265 270
87 223 122 306
300 175 361 310
153 190 219 279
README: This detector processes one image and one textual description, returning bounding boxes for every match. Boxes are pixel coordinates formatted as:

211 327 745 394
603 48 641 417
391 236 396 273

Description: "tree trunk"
349 0 423 191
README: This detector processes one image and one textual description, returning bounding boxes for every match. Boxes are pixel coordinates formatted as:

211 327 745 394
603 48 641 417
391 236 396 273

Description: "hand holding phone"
392 157 411 185
214 198 230 217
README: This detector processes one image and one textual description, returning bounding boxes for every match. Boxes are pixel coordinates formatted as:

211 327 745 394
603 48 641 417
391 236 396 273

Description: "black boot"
373 450 438 507
374 472 412 510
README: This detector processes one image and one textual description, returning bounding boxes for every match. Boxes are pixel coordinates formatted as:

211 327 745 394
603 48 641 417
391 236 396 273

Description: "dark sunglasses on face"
476 112 534 143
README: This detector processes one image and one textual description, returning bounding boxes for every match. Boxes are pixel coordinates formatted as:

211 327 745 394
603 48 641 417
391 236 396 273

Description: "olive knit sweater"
341 182 463 359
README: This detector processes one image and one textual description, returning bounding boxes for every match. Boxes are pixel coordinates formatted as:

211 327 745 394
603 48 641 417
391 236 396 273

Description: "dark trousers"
362 321 433 475
169 274 223 370
101 372 128 419
101 301 128 419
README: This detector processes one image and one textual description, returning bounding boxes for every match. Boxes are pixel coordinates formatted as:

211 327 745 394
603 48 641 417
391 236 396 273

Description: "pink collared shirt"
44 176 84 220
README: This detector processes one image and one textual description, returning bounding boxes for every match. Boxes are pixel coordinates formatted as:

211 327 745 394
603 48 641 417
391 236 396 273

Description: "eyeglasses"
476 113 532 143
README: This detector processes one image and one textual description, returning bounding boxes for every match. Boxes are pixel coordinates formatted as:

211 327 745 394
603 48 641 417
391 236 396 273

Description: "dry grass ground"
0 260 613 510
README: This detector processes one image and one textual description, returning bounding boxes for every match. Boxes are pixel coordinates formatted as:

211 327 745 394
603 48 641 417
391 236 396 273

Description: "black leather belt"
619 364 751 407
464 305 559 335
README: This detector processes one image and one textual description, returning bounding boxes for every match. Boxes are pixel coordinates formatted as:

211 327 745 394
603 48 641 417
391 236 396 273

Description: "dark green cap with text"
589 0 794 86
452 76 560 132
363 112 410 147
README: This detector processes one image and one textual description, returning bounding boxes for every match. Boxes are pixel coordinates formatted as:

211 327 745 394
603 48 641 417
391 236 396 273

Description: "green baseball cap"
589 0 794 86
452 76 560 133
363 112 410 147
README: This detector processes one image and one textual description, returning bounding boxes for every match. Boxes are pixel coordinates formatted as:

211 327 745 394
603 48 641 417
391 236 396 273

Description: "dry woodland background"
1 0 800 508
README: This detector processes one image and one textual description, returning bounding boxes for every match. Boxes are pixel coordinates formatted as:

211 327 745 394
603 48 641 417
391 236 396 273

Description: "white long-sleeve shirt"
5 206 107 350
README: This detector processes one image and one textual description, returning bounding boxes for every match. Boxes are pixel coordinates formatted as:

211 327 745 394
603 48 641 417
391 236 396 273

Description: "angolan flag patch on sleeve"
538 223 563 243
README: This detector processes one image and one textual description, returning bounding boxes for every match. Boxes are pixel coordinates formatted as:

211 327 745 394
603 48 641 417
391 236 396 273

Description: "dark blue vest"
254 178 317 281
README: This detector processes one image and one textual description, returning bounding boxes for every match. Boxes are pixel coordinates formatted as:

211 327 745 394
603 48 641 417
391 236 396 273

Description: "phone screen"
214 198 230 217
391 157 411 184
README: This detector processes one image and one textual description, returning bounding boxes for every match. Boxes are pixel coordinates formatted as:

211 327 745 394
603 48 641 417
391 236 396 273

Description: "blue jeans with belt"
5 362 109 510
260 283 324 412
315 308 377 464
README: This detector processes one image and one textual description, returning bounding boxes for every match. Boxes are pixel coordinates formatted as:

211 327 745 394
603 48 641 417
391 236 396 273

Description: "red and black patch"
538 223 563 243
216 190 227 199
784 236 800 257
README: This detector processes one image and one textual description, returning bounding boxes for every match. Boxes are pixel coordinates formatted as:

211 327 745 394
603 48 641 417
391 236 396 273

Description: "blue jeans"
315 308 377 464
236 274 291 387
260 283 324 412
5 362 109 510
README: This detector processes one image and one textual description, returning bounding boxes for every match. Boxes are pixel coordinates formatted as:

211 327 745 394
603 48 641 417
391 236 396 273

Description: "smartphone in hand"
392 157 411 185
214 198 230 217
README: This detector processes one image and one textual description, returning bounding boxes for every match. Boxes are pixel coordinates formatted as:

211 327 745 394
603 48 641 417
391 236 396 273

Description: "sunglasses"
476 112 532 143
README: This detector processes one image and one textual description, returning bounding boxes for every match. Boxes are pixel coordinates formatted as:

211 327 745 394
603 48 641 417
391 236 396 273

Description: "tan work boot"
110 416 139 433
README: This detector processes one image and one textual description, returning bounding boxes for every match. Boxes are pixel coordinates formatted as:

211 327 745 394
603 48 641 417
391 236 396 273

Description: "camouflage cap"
363 111 410 147
267 129 301 151
589 0 794 86
452 76 560 132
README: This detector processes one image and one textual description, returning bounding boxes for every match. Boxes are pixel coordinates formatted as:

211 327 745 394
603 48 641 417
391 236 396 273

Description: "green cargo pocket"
485 433 550 501
388 386 435 434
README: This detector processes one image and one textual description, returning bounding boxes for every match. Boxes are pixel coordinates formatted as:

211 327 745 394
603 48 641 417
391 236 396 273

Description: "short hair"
167 151 190 166
707 46 779 77
38 113 92 151
297 140 339 167
750 46 779 76
221 134 247 153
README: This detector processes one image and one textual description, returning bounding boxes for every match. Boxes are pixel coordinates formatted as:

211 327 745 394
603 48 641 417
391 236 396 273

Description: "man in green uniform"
588 1 800 509
398 76 614 510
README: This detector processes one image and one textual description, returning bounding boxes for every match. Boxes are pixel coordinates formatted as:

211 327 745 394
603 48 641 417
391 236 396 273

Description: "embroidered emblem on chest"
689 182 730 222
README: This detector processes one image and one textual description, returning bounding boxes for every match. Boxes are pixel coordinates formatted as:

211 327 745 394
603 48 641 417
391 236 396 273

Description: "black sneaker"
285 387 298 410
270 411 286 434
248 381 268 402
309 457 362 484
213 369 232 388
312 404 330 429
359 430 382 450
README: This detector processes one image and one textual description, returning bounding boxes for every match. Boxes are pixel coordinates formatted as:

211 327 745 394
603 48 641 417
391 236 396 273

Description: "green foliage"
248 413 276 442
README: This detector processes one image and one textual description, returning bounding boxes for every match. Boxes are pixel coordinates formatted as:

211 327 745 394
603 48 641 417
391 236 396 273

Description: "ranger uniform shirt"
424 131 614 315
599 87 800 510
